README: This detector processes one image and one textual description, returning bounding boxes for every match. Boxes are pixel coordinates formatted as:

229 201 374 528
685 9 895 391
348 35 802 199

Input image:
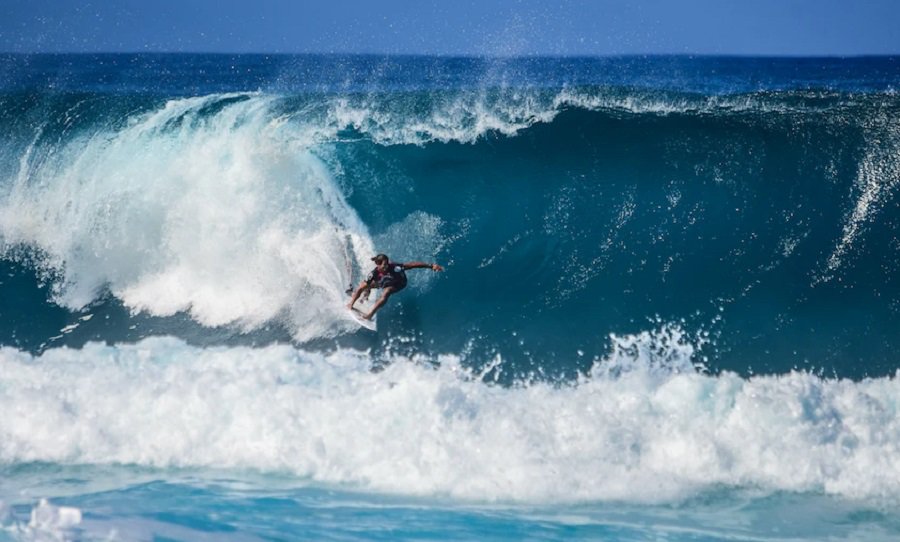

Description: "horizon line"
2 51 899 60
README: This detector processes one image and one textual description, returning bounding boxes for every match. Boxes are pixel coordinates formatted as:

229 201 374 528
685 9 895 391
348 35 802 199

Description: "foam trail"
0 94 374 340
824 115 900 278
1 330 899 504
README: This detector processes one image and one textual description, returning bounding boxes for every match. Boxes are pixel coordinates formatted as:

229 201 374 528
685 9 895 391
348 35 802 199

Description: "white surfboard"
348 291 377 331
350 307 377 331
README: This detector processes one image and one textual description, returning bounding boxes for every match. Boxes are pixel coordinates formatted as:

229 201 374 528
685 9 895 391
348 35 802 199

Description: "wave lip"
1 332 899 504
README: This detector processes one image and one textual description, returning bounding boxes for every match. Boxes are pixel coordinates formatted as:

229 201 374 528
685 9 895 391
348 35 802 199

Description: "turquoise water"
1 54 899 540
3 465 898 541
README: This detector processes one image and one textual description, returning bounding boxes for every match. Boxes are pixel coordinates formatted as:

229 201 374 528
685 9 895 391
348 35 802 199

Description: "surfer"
347 254 444 320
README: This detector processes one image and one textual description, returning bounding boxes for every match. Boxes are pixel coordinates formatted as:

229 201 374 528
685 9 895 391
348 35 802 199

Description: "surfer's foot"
347 303 354 310
362 313 373 320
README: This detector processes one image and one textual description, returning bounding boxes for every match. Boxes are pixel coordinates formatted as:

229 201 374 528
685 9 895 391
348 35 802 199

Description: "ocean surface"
1 53 899 540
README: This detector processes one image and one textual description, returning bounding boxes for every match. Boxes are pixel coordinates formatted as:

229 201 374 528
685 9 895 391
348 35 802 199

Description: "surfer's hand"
431 263 444 272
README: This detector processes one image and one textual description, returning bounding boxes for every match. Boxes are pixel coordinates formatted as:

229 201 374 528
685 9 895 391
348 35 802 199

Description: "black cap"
371 253 389 263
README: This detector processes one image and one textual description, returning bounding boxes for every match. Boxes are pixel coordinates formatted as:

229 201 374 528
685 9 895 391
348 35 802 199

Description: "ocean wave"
2 89 899 373
0 328 898 504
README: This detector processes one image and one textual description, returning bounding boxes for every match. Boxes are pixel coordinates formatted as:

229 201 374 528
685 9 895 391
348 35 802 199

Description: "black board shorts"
379 275 407 292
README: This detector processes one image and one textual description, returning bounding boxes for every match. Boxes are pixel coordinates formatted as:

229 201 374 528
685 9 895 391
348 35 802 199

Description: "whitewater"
1 54 900 540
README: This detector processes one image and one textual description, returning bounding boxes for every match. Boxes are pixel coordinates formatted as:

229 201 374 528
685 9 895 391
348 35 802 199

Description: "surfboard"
343 242 377 331
350 307 377 331
348 287 377 331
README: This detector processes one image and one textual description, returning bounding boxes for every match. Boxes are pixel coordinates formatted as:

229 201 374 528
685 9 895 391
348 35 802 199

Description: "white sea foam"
0 499 82 542
0 328 898 505
321 91 557 145
29 500 81 534
0 94 375 340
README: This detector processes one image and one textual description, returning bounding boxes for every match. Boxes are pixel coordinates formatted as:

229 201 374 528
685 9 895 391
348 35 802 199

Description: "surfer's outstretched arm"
402 262 444 272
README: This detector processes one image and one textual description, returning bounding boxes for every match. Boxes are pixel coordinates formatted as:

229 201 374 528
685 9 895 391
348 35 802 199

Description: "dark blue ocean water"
1 54 899 540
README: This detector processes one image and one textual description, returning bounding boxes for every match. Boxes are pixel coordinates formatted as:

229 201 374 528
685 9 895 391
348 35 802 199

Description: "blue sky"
2 0 898 56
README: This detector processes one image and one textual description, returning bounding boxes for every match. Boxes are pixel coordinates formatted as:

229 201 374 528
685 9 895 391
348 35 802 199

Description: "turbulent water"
1 54 899 540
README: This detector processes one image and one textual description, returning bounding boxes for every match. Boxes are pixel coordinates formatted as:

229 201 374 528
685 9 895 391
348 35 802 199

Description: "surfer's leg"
364 286 395 319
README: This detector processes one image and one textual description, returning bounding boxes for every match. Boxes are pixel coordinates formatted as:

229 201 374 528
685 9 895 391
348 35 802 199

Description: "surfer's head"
372 253 389 269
